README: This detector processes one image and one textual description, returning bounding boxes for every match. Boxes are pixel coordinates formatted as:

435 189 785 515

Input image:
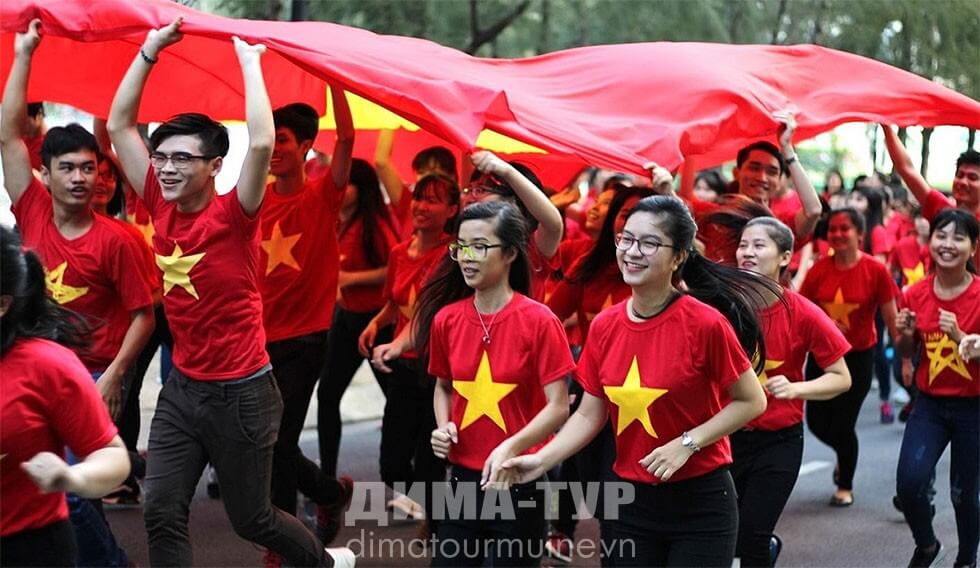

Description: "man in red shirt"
24 101 46 171
1 20 155 567
107 18 351 567
259 96 355 554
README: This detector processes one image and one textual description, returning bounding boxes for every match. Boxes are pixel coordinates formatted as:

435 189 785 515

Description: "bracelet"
784 154 798 166
681 431 701 453
140 48 158 65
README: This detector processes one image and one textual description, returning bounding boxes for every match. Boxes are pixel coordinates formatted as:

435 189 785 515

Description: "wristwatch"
681 431 701 453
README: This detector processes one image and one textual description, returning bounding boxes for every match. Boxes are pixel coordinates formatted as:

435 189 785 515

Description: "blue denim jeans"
896 394 979 566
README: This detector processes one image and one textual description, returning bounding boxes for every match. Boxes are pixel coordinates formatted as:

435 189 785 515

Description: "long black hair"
699 194 774 265
1 226 89 355
930 208 979 274
627 195 777 372
850 186 885 254
569 184 653 284
413 201 532 361
340 158 397 268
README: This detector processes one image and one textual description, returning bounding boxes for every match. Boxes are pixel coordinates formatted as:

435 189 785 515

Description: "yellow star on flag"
453 351 518 431
925 334 972 384
903 262 926 287
156 243 206 300
260 221 302 275
822 288 860 331
603 356 668 437
586 293 615 322
45 261 89 305
399 284 418 320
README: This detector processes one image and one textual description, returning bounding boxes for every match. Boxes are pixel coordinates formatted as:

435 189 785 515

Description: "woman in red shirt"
502 195 769 567
895 208 979 568
799 208 899 507
734 217 852 566
318 158 400 478
413 201 574 566
0 226 130 567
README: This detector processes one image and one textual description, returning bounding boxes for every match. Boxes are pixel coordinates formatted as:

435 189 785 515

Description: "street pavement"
106 360 958 567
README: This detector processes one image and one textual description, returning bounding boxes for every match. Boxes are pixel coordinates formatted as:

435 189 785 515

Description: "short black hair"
273 103 319 143
957 149 980 171
150 113 230 158
412 146 457 180
736 141 785 175
26 102 44 119
40 124 99 170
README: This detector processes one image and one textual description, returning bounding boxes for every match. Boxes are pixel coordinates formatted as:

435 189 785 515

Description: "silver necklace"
474 299 500 344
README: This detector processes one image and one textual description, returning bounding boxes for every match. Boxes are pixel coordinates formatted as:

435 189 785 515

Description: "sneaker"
769 534 783 565
892 388 911 404
262 550 281 568
545 530 573 564
909 541 944 568
899 401 914 423
386 492 425 521
325 547 356 568
881 402 895 424
317 476 354 545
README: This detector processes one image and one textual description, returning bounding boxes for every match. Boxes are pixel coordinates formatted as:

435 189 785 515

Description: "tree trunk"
575 0 588 46
968 128 977 150
770 0 788 44
466 0 532 55
728 1 742 43
536 0 551 55
290 0 308 21
809 0 828 43
920 127 933 179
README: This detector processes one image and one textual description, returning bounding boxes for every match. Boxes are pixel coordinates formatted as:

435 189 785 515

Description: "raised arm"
881 124 933 206
374 129 405 204
329 86 354 191
1 19 42 204
776 110 822 240
472 150 563 258
231 36 274 218
107 18 184 198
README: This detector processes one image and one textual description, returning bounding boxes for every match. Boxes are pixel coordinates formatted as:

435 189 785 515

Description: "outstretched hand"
232 35 266 65
471 150 509 177
643 162 673 195
144 17 184 59
14 19 42 56
773 109 797 153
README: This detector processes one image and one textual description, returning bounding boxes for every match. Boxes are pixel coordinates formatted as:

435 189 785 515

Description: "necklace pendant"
482 334 490 344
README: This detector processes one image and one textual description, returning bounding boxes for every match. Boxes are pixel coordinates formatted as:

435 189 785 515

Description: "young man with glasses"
1 20 155 567
107 18 352 567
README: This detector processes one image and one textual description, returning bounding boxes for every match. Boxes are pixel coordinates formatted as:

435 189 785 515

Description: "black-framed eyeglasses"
149 152 216 170
614 233 678 256
448 242 505 261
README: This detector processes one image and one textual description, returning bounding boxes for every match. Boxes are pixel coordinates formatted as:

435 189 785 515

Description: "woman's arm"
22 436 130 499
765 357 851 401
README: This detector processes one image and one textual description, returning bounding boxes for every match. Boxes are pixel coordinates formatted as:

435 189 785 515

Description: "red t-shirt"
142 168 269 380
577 296 752 484
0 338 117 536
383 236 450 359
125 186 156 247
12 179 153 372
902 275 980 397
921 189 980 268
528 236 560 303
770 190 802 222
428 293 575 471
258 176 341 342
338 215 400 313
799 253 897 351
886 212 916 243
889 236 931 289
107 216 162 298
745 290 851 430
547 261 630 343
869 225 893 257
25 134 43 171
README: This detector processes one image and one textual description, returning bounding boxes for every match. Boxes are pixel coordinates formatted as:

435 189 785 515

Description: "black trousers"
0 519 77 567
805 348 873 491
267 332 343 516
731 423 804 567
317 306 392 478
432 466 546 567
601 468 738 568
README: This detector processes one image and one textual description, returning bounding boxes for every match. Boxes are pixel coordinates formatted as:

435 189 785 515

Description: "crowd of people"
1 16 978 568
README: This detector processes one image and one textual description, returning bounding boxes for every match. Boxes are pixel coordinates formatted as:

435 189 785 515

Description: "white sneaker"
325 547 356 568
891 389 911 404
386 493 425 521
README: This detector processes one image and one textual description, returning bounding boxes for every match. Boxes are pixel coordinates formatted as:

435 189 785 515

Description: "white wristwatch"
681 431 701 453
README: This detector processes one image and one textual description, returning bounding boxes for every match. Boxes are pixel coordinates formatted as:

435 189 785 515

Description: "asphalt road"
106 385 959 568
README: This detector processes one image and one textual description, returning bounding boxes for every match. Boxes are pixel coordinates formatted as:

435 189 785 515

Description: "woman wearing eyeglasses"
501 195 769 567
413 200 574 567
357 173 459 522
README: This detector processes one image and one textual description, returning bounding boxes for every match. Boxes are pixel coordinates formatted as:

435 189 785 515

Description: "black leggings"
0 519 77 567
805 347 874 491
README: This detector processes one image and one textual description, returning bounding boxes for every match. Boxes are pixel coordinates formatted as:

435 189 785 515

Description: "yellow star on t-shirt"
603 356 668 437
925 334 972 384
756 358 785 386
822 288 860 331
453 351 519 432
45 261 89 305
903 262 926 287
156 243 206 300
260 221 302 275
586 293 615 322
398 284 418 320
127 214 155 246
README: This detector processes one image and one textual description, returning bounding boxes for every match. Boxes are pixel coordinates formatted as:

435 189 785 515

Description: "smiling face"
827 212 862 255
929 220 976 272
616 211 683 292
41 150 98 212
91 159 117 210
736 224 791 281
410 182 458 233
952 164 980 211
270 127 312 177
152 134 222 207
455 218 515 292
734 150 781 206
585 189 616 233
